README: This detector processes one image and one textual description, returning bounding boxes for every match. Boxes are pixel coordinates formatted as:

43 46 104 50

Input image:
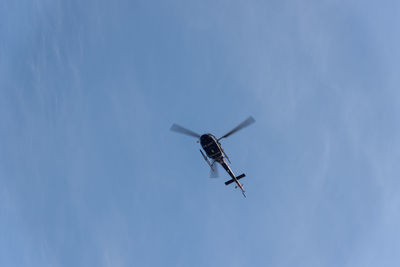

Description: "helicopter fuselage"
200 134 223 160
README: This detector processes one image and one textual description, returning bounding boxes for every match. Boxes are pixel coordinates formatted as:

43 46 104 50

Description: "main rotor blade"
218 116 255 140
170 124 201 138
209 161 219 178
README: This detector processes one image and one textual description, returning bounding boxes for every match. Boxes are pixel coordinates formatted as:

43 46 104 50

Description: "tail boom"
220 160 247 198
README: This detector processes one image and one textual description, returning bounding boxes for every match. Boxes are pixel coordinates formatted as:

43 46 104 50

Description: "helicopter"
170 116 255 198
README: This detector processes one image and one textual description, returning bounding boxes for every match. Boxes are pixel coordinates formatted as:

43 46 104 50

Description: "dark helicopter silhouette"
170 116 255 198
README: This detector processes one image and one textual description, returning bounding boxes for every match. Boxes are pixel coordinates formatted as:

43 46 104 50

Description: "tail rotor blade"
170 124 201 138
218 116 255 140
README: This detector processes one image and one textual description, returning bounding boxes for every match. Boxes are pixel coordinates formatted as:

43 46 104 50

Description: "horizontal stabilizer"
225 173 246 185
236 173 246 180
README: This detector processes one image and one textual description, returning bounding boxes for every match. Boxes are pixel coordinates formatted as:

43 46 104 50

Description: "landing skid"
200 149 212 168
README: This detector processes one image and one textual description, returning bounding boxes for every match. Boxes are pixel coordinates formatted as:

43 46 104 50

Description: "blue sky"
1 0 400 266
